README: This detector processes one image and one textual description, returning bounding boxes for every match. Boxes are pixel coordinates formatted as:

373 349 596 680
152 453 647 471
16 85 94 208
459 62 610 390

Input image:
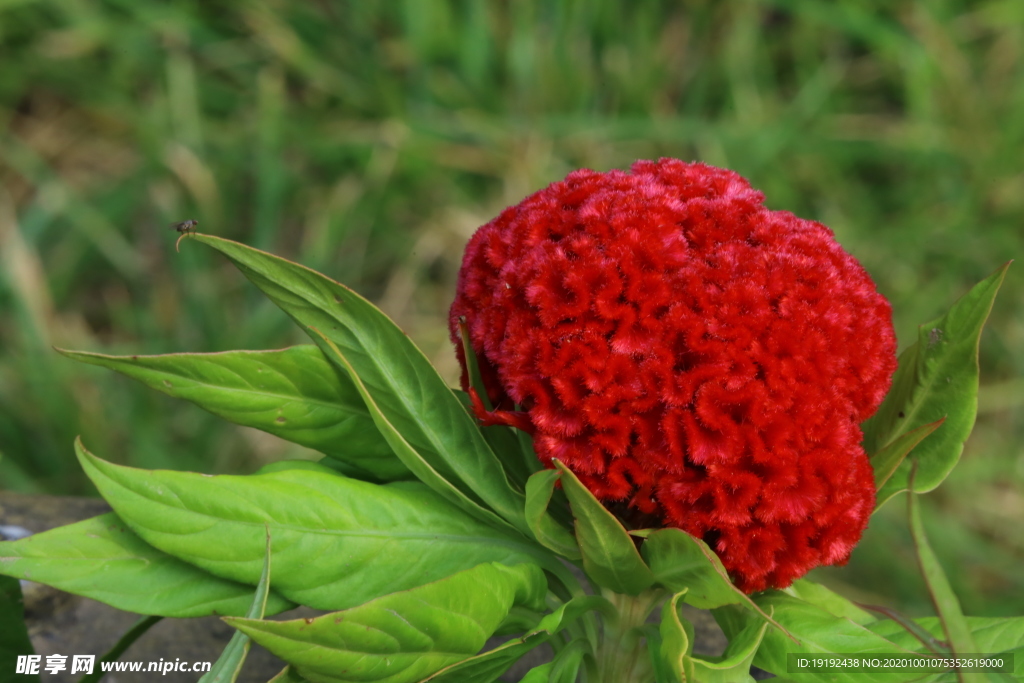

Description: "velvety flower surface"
450 159 897 592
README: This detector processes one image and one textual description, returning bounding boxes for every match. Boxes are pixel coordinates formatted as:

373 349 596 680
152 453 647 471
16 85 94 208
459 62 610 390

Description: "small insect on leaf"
170 219 199 234
171 219 199 252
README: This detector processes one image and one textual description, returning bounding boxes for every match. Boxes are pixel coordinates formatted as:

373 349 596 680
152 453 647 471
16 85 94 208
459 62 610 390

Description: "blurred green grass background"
1 1 1022 618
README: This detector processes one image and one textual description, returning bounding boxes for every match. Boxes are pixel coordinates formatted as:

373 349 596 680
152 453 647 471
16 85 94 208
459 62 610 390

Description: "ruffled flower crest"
450 158 896 592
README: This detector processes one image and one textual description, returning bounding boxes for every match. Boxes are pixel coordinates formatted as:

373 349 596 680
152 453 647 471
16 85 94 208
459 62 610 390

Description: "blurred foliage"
0 0 1021 617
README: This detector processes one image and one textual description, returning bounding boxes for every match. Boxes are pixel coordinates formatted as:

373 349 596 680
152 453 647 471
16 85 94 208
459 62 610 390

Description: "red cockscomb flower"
449 158 896 593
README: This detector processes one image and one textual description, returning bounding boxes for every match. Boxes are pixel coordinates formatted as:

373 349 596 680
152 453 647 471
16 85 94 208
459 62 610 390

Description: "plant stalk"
594 588 665 683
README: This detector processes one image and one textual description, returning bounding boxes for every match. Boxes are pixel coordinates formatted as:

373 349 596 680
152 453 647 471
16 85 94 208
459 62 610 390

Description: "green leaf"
644 624 672 683
868 617 1024 653
255 459 339 476
690 610 769 683
58 346 407 482
225 562 547 683
524 469 581 560
641 527 744 609
858 603 949 654
868 617 1024 680
76 439 555 611
659 592 695 682
870 418 944 495
456 315 493 412
309 330 518 535
715 592 922 683
480 424 539 492
547 639 588 683
193 234 528 534
491 606 543 636
1 575 38 683
908 478 984 683
639 527 792 639
424 595 611 683
455 318 541 492
418 635 543 683
0 513 293 618
552 460 655 595
518 663 553 683
783 579 876 626
267 667 311 683
863 264 1009 509
201 527 274 683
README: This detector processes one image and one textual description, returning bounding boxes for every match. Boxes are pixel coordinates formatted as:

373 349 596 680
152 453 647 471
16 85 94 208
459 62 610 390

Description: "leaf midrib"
117 356 367 419
95 468 538 555
247 626 496 658
581 507 644 590
270 266 520 516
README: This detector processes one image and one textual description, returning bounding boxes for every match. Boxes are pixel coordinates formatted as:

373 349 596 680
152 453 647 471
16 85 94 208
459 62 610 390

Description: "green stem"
594 588 665 683
78 615 162 683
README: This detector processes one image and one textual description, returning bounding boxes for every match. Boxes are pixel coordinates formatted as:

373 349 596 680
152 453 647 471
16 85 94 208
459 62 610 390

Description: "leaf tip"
73 437 104 473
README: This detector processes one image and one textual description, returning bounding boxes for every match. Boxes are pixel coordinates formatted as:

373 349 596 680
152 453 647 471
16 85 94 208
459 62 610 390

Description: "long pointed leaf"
640 527 794 638
76 439 556 611
518 663 553 683
547 639 589 683
456 318 541 491
0 513 293 618
690 610 769 683
191 234 528 533
908 470 983 683
553 460 654 595
658 592 694 682
524 469 581 560
715 592 922 683
858 603 948 653
201 528 274 683
1 575 38 683
58 346 406 481
308 329 517 534
868 616 1024 680
641 528 743 610
226 562 547 683
783 579 875 626
267 667 311 683
456 316 493 412
863 264 1008 508
870 418 944 496
424 595 612 683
